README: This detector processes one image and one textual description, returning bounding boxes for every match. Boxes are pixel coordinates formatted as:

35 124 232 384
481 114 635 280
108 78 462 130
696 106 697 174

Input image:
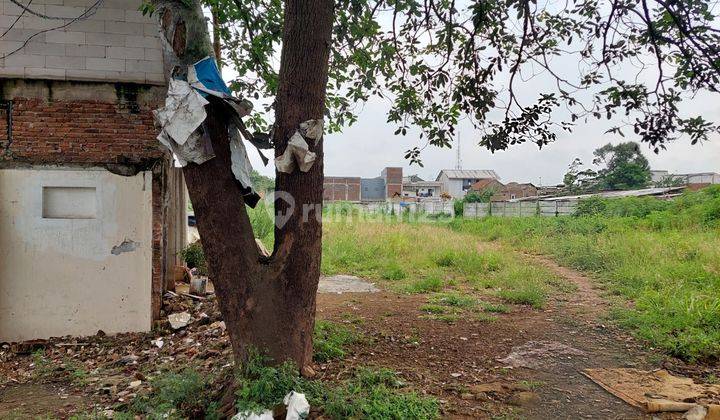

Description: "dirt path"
510 253 654 419
317 252 657 419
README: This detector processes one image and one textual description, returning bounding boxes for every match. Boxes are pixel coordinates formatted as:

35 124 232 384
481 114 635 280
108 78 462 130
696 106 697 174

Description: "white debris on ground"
318 275 380 294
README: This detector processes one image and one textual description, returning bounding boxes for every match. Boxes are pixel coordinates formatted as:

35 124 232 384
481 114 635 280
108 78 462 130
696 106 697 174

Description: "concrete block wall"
0 0 164 85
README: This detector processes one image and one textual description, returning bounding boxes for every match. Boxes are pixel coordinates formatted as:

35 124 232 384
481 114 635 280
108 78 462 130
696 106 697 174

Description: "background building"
436 169 500 198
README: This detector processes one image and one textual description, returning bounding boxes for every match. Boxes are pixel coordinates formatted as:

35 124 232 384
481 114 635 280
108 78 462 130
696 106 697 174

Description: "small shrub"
179 242 208 275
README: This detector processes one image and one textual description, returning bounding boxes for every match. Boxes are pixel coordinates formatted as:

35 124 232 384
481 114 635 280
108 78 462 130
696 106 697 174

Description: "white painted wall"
0 168 153 342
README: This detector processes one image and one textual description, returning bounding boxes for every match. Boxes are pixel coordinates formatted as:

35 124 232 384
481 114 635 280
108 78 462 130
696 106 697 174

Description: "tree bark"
154 0 334 369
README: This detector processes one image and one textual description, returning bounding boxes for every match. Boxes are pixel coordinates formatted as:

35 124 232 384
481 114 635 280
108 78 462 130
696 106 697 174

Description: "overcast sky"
225 9 720 187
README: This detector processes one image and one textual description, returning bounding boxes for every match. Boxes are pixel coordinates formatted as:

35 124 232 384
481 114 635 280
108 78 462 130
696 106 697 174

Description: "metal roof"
436 169 500 180
541 186 685 201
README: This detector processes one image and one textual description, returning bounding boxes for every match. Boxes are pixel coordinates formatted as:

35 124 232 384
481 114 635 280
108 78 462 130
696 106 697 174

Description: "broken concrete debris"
154 56 261 207
190 277 208 296
167 312 192 330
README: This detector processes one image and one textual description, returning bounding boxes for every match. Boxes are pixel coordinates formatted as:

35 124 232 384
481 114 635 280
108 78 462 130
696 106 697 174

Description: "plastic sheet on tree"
154 56 262 206
275 119 324 173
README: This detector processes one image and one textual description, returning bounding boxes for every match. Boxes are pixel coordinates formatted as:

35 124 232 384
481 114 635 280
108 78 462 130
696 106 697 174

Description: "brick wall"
382 167 403 198
0 0 164 85
1 97 161 164
0 80 164 165
323 176 361 201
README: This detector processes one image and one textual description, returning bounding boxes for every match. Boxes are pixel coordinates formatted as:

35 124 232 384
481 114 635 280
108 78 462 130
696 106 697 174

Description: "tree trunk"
154 0 334 369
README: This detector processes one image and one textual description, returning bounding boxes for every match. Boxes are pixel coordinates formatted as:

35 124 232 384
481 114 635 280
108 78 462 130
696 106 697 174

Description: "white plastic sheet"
154 79 214 167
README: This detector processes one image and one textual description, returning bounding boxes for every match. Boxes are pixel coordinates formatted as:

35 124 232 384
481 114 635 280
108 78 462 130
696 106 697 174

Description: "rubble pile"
0 292 233 413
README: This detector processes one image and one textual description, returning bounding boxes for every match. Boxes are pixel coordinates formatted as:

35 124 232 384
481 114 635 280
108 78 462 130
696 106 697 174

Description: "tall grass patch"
451 186 720 360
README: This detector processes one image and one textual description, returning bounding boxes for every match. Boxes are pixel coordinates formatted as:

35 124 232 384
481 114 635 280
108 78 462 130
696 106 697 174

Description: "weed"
235 352 439 419
419 304 447 314
475 313 498 322
313 320 358 363
421 313 460 323
428 292 476 308
381 263 407 280
433 250 457 267
404 276 443 293
519 380 544 390
497 288 545 308
480 301 510 313
128 368 219 419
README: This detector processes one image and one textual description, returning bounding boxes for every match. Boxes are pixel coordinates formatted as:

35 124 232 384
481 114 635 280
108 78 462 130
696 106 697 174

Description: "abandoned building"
0 0 185 342
324 167 403 202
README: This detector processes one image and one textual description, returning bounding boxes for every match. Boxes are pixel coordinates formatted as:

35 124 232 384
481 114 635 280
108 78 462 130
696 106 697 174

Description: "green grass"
313 320 359 363
403 276 444 293
235 352 440 419
449 186 720 361
322 221 568 304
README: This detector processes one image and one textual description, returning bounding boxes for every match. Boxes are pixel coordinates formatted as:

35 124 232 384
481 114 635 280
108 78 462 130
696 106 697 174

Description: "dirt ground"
1 252 717 419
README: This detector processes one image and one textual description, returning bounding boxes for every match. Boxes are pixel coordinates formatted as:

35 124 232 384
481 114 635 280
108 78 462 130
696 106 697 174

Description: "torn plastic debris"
154 79 214 166
275 131 317 173
155 56 262 206
299 119 324 144
284 391 310 420
230 392 309 420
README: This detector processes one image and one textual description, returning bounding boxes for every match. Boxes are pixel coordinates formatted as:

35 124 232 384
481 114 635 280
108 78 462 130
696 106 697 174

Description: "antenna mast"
455 129 462 170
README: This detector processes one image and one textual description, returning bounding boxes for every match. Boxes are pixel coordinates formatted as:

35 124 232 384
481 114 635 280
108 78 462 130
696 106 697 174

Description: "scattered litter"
583 368 720 417
498 340 584 369
284 391 310 420
298 119 324 144
318 275 379 294
168 312 192 330
150 338 164 349
128 380 142 388
190 277 208 296
450 372 462 378
154 79 213 166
